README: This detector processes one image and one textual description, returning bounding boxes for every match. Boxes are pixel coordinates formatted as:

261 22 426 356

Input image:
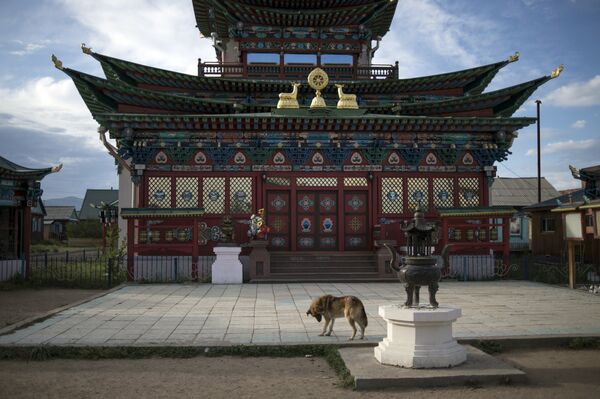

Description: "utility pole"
535 100 542 203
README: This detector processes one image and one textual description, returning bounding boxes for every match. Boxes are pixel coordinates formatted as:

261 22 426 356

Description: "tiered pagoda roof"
88 49 514 97
193 0 398 37
0 156 61 181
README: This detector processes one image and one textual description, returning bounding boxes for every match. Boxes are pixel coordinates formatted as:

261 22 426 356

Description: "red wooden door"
296 191 338 251
343 191 369 250
266 190 291 251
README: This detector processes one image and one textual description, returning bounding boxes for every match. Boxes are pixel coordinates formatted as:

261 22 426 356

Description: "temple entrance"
343 191 369 251
296 191 338 251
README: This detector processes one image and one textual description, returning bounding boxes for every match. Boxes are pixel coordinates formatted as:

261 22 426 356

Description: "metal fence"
508 253 600 288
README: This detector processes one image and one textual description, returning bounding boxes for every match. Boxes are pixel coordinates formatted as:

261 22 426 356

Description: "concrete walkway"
1 281 600 346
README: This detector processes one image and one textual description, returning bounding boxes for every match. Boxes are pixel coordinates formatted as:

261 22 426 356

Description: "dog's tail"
361 306 368 327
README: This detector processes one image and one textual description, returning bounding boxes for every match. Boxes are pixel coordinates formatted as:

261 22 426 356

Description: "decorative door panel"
267 190 290 251
297 191 338 251
343 191 368 250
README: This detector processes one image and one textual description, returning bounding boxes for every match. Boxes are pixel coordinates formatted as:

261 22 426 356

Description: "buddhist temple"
54 0 562 281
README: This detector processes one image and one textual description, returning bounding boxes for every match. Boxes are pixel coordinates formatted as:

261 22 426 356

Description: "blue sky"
0 0 599 199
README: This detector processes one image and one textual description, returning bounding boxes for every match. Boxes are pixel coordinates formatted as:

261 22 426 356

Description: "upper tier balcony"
198 60 399 80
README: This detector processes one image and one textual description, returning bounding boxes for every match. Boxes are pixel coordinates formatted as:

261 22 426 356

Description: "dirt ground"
0 288 103 328
0 348 598 399
0 288 599 398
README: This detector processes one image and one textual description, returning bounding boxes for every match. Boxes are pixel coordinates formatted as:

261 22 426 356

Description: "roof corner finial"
551 64 564 79
508 51 520 63
51 164 63 174
81 43 93 55
51 54 63 70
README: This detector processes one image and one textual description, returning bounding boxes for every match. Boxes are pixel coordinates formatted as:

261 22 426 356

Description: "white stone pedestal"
374 305 466 368
211 246 243 284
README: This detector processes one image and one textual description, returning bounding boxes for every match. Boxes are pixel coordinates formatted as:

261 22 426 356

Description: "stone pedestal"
374 305 466 368
211 245 243 284
248 240 270 280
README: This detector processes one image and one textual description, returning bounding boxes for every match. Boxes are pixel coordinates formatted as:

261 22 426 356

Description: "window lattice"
296 177 338 187
175 177 199 208
433 178 454 208
202 177 226 214
458 178 480 207
381 177 403 214
147 177 171 208
230 177 253 214
265 177 291 186
407 178 429 211
344 177 368 187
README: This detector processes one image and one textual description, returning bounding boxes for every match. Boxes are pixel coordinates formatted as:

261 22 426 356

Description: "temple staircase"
251 251 395 282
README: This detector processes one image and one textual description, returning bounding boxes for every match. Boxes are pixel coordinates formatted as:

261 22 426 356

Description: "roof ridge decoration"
508 51 520 63
308 68 329 109
51 54 63 70
551 64 565 79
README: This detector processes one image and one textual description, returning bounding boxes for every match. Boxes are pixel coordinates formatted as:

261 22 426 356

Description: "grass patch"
568 337 600 350
0 344 355 388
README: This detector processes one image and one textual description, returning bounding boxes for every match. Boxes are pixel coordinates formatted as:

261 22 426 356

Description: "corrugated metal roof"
79 189 119 219
490 177 560 207
45 206 78 221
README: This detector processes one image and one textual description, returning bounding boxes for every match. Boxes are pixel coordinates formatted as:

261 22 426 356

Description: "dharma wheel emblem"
308 68 328 108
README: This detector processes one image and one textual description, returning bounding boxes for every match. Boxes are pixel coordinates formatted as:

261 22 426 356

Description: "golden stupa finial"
308 68 329 109
81 43 93 55
51 55 63 70
550 64 564 79
334 84 359 109
508 51 520 63
277 82 301 109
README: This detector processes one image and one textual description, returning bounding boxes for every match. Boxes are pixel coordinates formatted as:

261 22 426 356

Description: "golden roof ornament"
335 84 359 109
308 68 328 109
277 82 301 109
81 43 93 54
551 64 564 78
51 55 63 70
508 51 520 63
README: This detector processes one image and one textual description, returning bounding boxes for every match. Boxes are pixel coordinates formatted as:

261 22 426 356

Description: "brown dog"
306 295 368 340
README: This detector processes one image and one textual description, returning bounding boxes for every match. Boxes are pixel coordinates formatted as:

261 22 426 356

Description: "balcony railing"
198 60 399 80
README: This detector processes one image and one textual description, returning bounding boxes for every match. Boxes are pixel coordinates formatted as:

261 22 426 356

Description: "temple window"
247 53 279 64
175 177 199 208
433 178 454 208
458 178 480 207
202 177 226 214
407 178 429 211
296 177 337 187
344 177 368 187
284 53 317 65
381 177 403 214
147 177 172 208
321 54 353 65
230 177 253 214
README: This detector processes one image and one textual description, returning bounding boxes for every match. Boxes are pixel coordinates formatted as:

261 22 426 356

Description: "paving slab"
0 281 599 347
339 345 526 390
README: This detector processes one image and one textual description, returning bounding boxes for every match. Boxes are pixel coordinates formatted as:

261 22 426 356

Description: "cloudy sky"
0 0 599 200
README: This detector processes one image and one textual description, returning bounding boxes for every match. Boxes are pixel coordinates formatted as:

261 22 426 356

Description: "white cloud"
10 41 48 56
0 76 100 148
572 119 586 129
58 0 214 75
544 75 600 107
374 0 498 76
526 138 599 156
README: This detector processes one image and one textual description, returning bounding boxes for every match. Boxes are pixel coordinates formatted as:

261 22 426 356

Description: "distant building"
490 177 560 250
79 189 119 220
0 156 61 278
44 206 79 241
31 199 46 243
524 164 600 266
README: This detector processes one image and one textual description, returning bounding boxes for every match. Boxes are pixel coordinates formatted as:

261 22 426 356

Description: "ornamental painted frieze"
349 217 362 232
320 237 336 247
273 152 286 164
298 237 315 248
320 197 336 211
347 196 364 211
462 152 475 165
388 152 401 164
271 195 286 211
350 152 363 164
322 218 334 233
301 218 312 233
425 153 438 165
234 152 247 164
194 151 207 164
311 152 324 165
155 151 168 164
347 237 364 247
298 195 314 211
271 237 286 247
